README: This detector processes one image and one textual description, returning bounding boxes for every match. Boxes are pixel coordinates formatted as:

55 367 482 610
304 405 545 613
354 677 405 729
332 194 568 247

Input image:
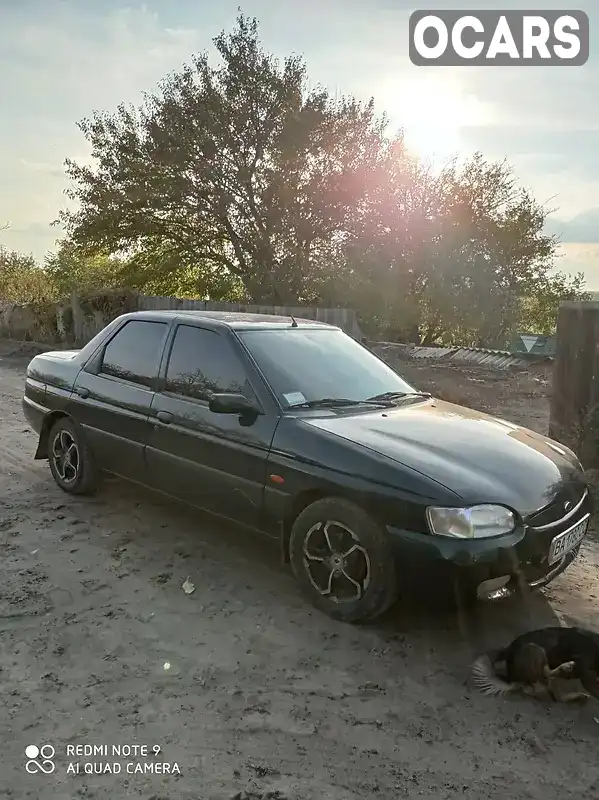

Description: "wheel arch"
284 492 399 622
34 410 71 459
280 488 383 563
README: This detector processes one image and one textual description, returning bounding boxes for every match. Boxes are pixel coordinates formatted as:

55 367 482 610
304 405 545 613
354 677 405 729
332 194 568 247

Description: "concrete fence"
0 291 364 346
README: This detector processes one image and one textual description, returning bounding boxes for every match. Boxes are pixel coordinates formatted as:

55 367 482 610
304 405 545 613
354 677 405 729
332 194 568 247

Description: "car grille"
525 486 588 530
515 486 592 580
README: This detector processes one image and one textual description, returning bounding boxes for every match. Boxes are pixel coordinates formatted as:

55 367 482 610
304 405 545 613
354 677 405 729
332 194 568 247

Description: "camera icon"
25 744 56 774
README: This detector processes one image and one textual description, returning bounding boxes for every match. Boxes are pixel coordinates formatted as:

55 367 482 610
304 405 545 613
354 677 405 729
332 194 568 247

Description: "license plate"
548 515 589 565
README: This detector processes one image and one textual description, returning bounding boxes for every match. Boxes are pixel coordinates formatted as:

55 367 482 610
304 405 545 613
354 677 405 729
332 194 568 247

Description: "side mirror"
209 393 260 416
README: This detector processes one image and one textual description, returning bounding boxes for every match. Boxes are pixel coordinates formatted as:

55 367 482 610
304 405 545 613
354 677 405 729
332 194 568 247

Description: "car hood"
300 398 586 517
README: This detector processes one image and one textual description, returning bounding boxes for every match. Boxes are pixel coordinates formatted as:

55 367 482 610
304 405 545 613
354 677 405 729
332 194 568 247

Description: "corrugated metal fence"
375 343 553 370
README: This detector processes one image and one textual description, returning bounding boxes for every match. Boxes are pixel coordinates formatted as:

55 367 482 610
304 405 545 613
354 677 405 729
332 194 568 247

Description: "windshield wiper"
288 397 394 409
365 391 432 402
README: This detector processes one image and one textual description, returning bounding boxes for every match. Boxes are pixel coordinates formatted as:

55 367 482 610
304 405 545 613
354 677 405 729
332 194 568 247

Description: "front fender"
264 416 460 558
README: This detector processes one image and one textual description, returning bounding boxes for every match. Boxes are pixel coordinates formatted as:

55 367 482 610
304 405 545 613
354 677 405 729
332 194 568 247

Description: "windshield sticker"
283 391 306 406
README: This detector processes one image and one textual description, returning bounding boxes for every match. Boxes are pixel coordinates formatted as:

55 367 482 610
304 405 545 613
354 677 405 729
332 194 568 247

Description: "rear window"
100 320 168 387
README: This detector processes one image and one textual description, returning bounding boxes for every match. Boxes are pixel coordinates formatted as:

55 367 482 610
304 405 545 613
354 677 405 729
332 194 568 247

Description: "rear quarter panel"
23 353 83 442
26 353 82 410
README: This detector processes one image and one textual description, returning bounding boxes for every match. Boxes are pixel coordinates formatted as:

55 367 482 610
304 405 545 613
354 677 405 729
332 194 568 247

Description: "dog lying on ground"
471 626 599 702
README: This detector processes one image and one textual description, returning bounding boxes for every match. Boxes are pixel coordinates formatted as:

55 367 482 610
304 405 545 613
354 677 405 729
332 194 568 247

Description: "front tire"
289 497 399 623
47 417 99 495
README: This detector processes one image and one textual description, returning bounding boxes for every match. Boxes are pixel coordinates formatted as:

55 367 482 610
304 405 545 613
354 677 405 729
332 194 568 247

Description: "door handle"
76 387 90 399
156 411 173 424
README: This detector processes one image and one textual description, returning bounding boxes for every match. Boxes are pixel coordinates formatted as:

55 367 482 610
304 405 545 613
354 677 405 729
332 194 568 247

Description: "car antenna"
290 314 298 328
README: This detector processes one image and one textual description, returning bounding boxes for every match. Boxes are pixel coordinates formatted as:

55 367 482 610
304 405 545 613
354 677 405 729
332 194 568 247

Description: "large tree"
60 14 394 304
59 13 585 335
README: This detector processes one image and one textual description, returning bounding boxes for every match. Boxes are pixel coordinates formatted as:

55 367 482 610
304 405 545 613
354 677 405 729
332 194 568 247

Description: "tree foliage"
27 13 586 342
0 245 56 304
60 15 395 304
345 154 574 345
43 241 125 297
519 269 589 335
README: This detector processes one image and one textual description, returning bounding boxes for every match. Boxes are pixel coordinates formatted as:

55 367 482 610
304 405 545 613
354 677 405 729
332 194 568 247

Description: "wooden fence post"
70 292 85 346
549 301 599 466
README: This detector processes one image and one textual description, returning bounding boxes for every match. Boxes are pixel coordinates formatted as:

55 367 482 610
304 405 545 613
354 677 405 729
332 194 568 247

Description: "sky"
1 0 598 286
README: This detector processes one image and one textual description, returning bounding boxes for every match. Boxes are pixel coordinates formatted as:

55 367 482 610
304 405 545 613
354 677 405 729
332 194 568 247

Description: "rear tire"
47 417 99 495
289 497 399 623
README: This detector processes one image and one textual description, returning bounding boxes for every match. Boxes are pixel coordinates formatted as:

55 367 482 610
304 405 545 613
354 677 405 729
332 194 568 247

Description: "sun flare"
382 76 484 161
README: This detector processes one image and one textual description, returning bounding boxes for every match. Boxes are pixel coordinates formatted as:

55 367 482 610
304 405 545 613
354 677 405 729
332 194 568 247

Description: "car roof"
122 309 340 332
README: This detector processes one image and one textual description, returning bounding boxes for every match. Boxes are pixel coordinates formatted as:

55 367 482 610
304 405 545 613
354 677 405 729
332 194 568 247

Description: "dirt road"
1 344 598 800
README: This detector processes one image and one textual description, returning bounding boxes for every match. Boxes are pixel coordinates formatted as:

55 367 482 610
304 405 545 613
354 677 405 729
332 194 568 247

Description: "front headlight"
426 504 515 539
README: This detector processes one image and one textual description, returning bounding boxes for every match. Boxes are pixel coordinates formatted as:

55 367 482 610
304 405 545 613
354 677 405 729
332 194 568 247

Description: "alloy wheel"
302 519 371 603
51 429 80 485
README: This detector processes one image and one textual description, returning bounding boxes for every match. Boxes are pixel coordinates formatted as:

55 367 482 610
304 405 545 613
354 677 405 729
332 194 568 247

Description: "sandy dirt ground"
1 341 598 800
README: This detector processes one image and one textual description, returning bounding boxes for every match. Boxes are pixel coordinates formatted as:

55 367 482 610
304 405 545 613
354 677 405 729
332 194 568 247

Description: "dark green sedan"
22 311 592 622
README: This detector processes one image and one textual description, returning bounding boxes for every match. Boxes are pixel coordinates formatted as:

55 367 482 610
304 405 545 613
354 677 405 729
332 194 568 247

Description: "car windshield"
237 328 417 408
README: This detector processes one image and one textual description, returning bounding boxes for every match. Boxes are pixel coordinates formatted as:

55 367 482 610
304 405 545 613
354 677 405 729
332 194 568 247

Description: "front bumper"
475 543 582 601
386 488 593 597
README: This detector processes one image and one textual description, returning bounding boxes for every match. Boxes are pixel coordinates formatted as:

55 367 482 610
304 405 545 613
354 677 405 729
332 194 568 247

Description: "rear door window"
100 320 168 388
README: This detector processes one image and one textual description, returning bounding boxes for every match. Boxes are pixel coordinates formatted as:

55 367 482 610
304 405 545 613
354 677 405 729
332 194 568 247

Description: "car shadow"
98 477 564 655
366 568 564 680
42 476 595 725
